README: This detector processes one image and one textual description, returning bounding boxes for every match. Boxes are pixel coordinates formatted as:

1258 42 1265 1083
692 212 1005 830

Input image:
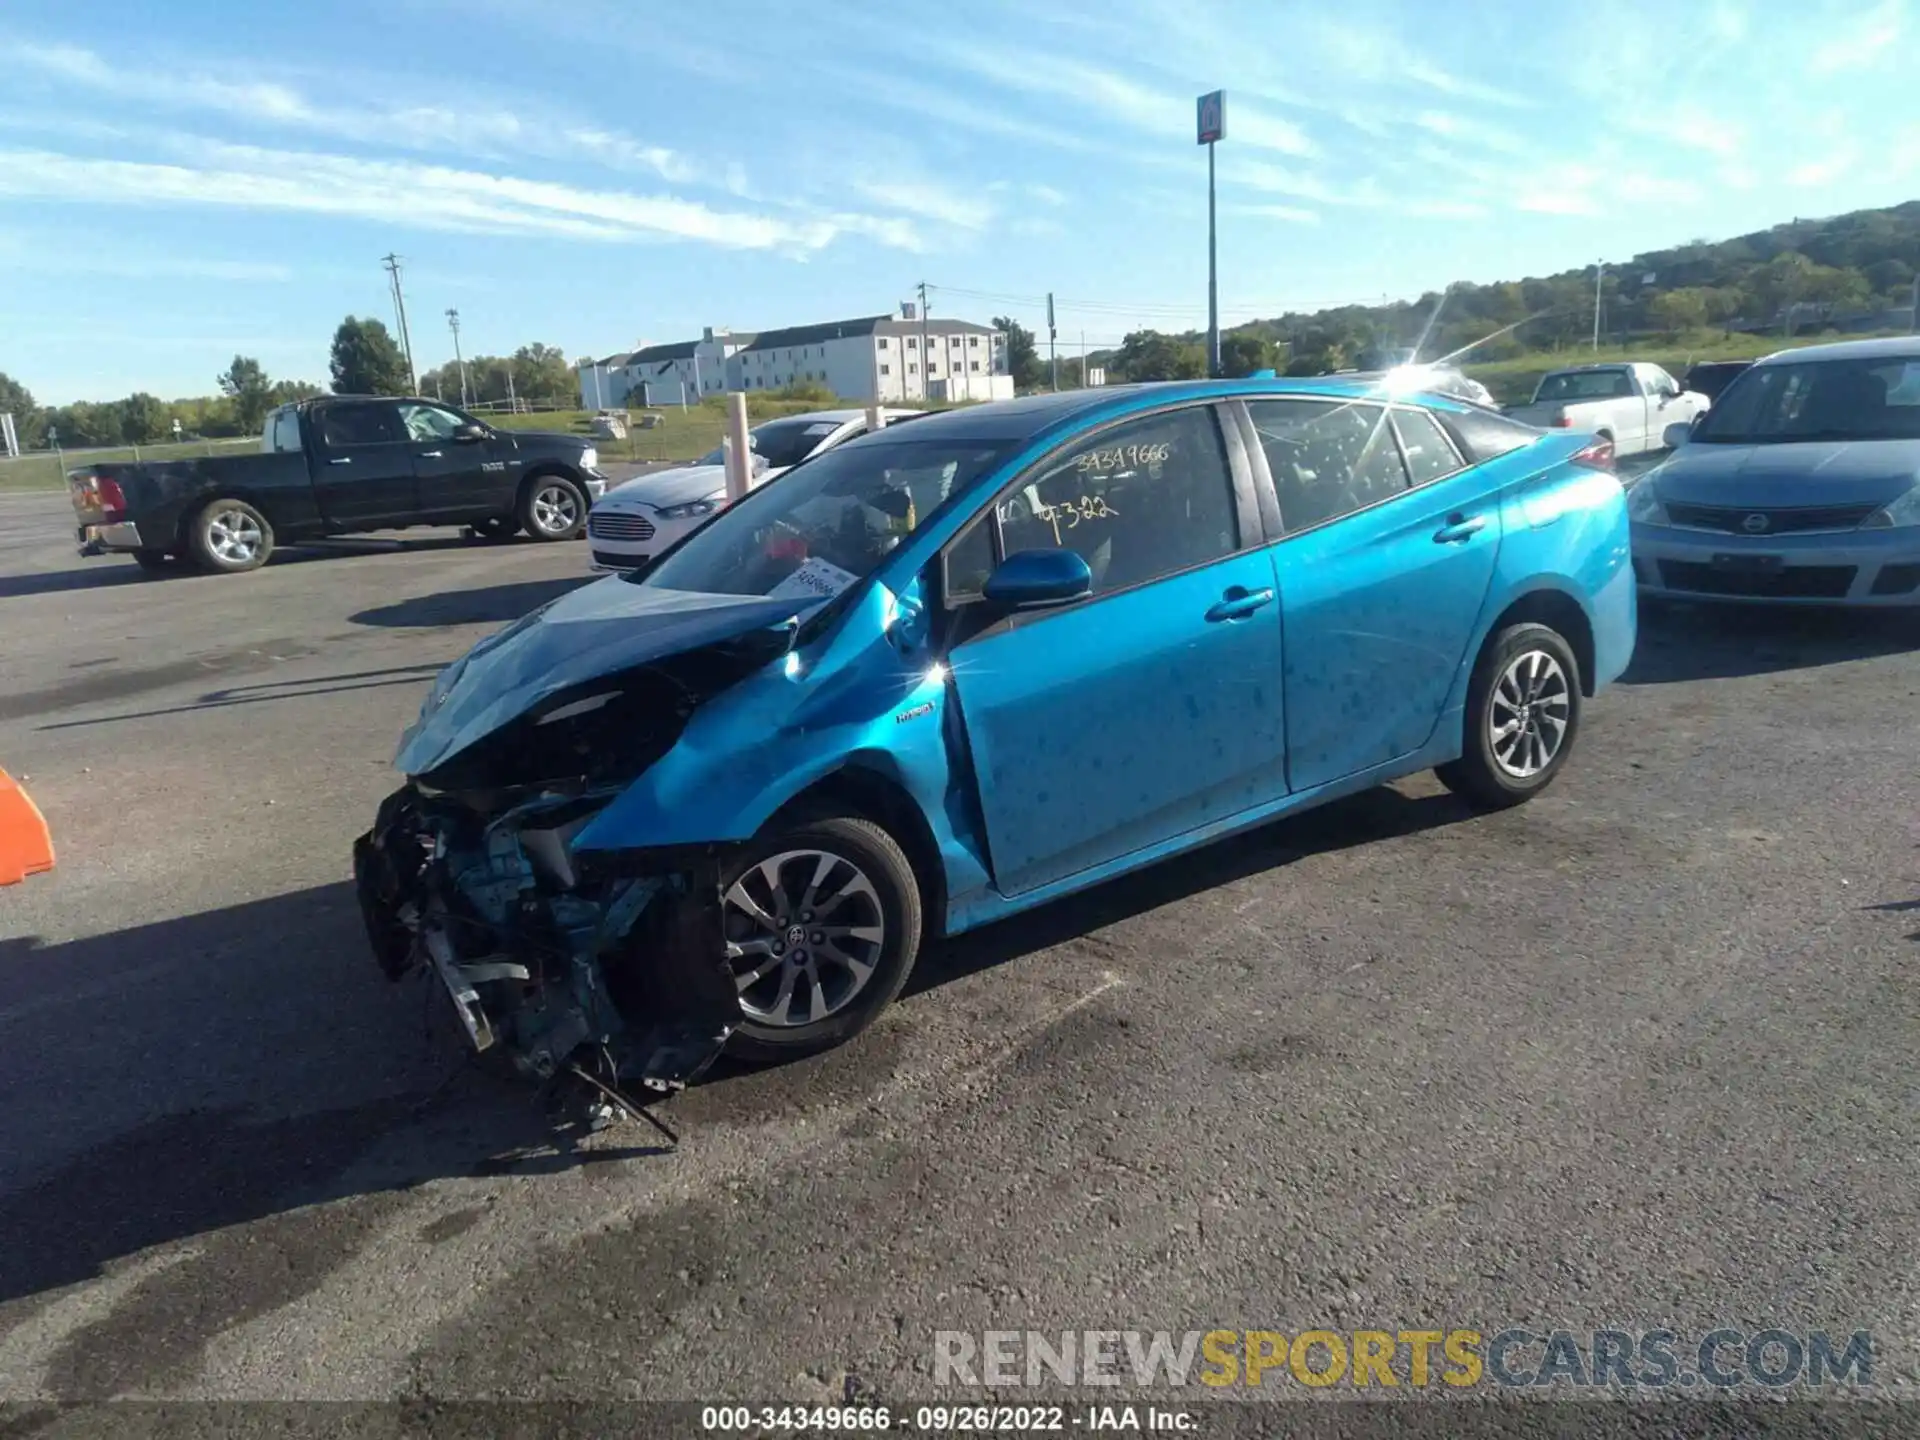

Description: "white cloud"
1025 183 1068 206
1414 110 1529 156
1514 187 1602 217
850 176 994 229
1222 202 1321 224
1402 59 1535 110
1222 159 1389 208
1709 1 1749 40
0 141 925 254
13 40 697 182
1809 0 1903 73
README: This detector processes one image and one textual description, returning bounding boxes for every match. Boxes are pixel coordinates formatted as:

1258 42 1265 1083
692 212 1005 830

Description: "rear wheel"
518 475 587 541
186 498 274 573
720 815 923 1063
1436 621 1583 811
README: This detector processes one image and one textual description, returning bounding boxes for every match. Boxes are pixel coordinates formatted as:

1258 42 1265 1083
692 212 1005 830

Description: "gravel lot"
2 479 1919 1421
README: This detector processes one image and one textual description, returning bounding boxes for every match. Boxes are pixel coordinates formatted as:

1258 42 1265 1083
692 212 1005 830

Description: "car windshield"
1535 370 1634 401
695 416 845 470
1692 357 1920 444
635 436 1009 600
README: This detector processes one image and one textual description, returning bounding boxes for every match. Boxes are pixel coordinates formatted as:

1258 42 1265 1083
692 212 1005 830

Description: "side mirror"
1663 420 1694 449
453 422 489 443
982 548 1092 610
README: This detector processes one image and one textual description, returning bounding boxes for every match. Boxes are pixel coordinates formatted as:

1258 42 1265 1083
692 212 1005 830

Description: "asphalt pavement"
3 481 1919 1420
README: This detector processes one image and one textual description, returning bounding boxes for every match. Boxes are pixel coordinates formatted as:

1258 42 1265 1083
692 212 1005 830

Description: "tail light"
1569 435 1615 472
69 473 128 522
1551 414 1575 428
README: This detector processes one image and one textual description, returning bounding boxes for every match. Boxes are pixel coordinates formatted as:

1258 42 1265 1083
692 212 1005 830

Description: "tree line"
1 316 584 453
1006 198 1920 385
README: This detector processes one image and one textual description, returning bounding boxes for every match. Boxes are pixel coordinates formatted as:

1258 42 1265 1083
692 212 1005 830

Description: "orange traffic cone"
0 769 54 886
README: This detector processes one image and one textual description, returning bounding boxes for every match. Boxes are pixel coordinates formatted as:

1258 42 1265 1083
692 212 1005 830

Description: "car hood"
598 464 728 510
395 577 816 780
508 430 592 453
1652 438 1920 508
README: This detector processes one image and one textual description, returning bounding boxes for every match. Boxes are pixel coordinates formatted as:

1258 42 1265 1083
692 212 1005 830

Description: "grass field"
0 438 259 493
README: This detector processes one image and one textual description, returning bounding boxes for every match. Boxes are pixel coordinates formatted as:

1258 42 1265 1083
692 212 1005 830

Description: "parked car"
355 377 1635 1110
1334 364 1497 408
585 408 921 572
67 397 607 574
1628 336 1920 605
1505 363 1708 456
1682 359 1753 403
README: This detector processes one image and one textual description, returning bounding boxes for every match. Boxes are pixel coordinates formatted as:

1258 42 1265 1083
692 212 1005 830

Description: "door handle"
417 450 443 458
327 456 353 466
1205 585 1275 622
1433 513 1485 544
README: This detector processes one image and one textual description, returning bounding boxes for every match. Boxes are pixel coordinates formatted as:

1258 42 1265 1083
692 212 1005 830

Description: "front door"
1247 398 1501 792
948 403 1287 897
401 403 517 519
310 401 417 527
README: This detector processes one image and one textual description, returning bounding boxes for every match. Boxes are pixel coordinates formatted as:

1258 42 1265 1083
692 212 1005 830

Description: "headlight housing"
658 497 723 520
580 447 600 471
1626 479 1669 525
1862 486 1920 530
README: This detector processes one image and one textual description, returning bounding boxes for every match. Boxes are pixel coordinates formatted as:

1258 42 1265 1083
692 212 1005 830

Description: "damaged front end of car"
352 582 819 1130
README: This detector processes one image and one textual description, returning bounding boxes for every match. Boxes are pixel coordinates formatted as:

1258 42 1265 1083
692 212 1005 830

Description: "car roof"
758 408 920 425
834 377 1476 449
1754 336 1920 366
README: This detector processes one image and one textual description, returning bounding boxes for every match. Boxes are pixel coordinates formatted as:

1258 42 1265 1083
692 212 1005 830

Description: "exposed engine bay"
351 589 819 1135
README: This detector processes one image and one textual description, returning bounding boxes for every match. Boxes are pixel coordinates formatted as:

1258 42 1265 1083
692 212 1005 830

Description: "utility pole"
1592 261 1604 352
1197 91 1226 378
506 361 517 413
381 253 417 392
1048 292 1058 391
1910 272 1918 334
917 281 931 401
446 308 469 407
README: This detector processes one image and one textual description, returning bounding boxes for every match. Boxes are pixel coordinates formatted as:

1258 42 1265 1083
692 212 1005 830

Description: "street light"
1197 90 1226 379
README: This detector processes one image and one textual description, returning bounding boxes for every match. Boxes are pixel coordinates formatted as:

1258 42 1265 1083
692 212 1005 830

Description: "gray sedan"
1628 336 1920 606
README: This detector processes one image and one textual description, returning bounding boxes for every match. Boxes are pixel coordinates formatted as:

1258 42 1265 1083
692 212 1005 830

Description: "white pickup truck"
1505 362 1709 457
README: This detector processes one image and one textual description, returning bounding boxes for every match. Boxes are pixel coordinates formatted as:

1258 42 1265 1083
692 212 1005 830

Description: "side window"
318 404 402 447
267 409 302 454
398 403 466 442
944 513 997 603
1392 408 1465 486
1248 399 1408 533
995 407 1239 596
1443 408 1540 462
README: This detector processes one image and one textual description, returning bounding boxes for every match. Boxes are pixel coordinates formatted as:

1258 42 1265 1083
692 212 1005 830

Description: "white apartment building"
575 328 754 408
577 309 1013 408
737 310 1012 403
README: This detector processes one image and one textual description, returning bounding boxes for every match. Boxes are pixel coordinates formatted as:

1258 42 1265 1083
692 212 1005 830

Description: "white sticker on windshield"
768 555 862 603
803 423 839 436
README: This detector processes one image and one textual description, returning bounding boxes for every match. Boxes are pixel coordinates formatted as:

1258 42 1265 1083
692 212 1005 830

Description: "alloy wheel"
1489 649 1571 779
531 484 580 536
722 849 886 1027
207 509 263 565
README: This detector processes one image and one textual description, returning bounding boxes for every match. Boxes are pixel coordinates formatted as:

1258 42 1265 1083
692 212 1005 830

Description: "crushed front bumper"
352 784 739 1115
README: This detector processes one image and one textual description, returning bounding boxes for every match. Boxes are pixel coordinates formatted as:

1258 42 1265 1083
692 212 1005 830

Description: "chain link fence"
0 435 261 492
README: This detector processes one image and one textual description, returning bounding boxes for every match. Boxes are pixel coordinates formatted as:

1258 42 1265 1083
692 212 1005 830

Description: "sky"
2 0 1916 405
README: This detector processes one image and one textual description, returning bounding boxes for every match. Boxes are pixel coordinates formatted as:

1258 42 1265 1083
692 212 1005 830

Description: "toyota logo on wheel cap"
1742 512 1770 534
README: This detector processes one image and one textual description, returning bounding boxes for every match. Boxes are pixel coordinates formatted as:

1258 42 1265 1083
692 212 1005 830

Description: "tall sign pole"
1197 90 1226 379
1048 292 1058 391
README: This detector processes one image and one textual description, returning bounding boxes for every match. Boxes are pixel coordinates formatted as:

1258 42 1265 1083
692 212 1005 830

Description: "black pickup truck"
69 395 609 574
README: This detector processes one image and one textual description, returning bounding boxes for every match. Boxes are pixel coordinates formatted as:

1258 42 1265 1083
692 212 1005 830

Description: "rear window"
265 409 302 454
1535 370 1634 402
1439 408 1541 464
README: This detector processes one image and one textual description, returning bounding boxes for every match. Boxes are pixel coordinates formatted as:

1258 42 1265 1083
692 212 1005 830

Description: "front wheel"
518 475 587 541
186 498 274 573
720 815 923 1063
1435 621 1583 811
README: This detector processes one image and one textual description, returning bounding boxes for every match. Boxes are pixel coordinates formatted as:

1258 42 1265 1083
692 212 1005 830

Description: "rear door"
309 402 417 527
1244 397 1501 793
945 402 1287 897
401 402 516 518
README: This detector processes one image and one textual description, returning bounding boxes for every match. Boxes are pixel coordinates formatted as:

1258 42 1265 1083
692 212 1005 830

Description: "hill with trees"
1091 198 1920 383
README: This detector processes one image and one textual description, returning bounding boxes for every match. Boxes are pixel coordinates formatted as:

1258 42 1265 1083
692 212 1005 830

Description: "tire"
719 815 923 1063
517 474 587 542
185 498 274 573
470 516 519 543
1435 621 1583 812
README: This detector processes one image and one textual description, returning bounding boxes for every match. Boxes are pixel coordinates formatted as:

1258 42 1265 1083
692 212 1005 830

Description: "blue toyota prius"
354 377 1635 1108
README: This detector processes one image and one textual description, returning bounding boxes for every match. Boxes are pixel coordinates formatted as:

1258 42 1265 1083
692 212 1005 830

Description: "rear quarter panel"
1489 452 1636 693
79 453 317 545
